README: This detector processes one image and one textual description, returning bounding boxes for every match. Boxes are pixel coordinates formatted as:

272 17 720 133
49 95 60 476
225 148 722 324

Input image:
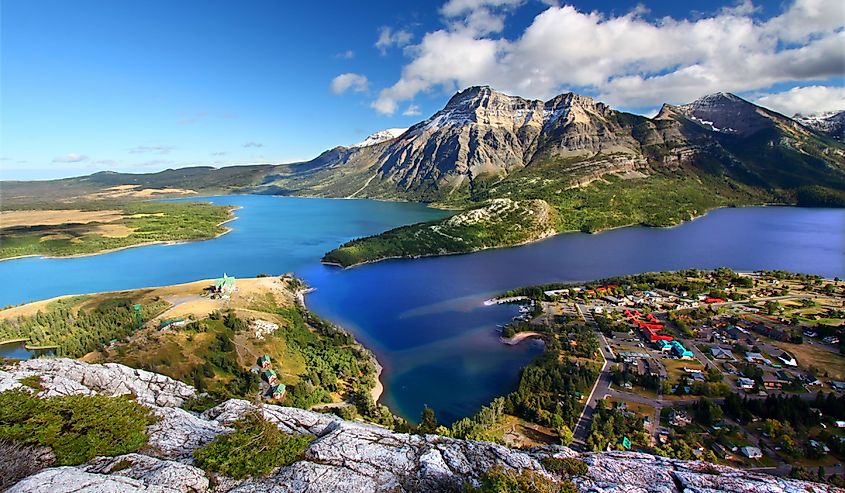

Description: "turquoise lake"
2 195 844 423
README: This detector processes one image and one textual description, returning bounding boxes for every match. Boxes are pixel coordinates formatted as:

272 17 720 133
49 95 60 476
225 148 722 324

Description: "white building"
741 446 763 459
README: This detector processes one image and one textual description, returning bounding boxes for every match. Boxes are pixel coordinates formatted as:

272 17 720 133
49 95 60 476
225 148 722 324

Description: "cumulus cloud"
335 49 355 59
754 85 845 116
403 104 422 116
372 0 845 114
129 145 174 154
440 0 523 17
441 0 523 35
243 142 264 148
331 73 370 94
375 26 413 55
52 153 89 163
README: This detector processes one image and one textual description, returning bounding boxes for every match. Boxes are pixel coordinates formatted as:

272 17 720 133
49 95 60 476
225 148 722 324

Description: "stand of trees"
0 299 169 358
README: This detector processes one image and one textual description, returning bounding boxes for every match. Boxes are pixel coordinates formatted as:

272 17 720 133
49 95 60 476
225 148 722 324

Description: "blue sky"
1 0 843 180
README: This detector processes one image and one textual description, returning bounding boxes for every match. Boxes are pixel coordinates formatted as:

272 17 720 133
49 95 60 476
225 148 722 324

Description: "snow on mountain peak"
350 128 408 148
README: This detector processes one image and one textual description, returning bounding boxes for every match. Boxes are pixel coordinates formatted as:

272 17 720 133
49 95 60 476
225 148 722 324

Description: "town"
495 268 845 485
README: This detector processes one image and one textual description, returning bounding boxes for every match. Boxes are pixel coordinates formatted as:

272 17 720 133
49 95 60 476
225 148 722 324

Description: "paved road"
570 303 614 450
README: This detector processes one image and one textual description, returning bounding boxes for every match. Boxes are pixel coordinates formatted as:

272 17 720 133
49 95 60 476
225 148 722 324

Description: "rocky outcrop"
1 358 197 407
1 359 837 493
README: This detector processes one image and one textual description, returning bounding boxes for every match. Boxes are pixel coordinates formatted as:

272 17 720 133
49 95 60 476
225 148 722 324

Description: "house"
834 420 845 428
257 355 272 370
213 273 236 297
710 347 736 360
823 336 840 345
260 369 278 386
831 381 845 391
777 352 797 367
745 352 770 365
809 440 830 454
740 446 763 459
762 374 782 390
738 377 756 390
619 436 632 450
670 410 692 427
645 359 668 379
269 383 286 400
670 341 694 359
725 326 744 340
775 371 793 384
712 442 734 460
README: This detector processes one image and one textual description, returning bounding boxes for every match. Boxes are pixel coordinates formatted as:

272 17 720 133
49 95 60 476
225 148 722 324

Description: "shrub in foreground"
0 390 156 465
466 465 577 493
193 412 313 479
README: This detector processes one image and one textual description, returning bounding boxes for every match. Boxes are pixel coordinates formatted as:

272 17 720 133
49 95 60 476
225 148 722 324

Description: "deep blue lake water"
2 195 843 423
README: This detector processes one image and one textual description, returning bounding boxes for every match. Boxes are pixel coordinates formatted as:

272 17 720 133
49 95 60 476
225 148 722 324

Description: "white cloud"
754 85 845 116
440 0 523 17
336 50 355 59
372 0 845 114
243 142 264 148
52 153 89 163
331 73 370 95
375 26 413 55
403 104 422 116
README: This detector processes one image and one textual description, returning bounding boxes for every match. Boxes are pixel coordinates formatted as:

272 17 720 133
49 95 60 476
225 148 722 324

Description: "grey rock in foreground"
1 358 839 493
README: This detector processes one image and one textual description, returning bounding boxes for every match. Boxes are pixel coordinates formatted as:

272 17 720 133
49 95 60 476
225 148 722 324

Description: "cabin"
257 355 271 370
738 377 755 390
741 446 763 459
261 369 278 386
762 374 782 390
670 410 692 427
269 383 286 400
710 347 735 360
777 351 797 367
712 442 734 460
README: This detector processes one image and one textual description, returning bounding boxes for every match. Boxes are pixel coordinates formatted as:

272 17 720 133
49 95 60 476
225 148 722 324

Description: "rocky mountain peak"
678 91 770 135
794 110 845 140
350 128 408 148
432 86 542 128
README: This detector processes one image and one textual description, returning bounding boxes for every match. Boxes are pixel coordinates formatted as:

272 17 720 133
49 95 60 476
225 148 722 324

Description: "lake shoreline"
0 206 241 263
323 202 803 269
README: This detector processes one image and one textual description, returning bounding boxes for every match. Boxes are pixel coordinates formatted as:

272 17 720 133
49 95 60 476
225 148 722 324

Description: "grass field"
663 357 705 382
485 414 559 448
0 201 233 260
771 341 845 380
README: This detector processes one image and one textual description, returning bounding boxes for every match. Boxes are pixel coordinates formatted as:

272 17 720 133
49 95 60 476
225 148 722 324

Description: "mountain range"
4 87 844 266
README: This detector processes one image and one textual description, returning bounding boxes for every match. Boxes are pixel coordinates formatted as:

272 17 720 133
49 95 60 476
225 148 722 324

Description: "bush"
540 457 588 477
0 390 156 465
193 412 313 479
466 466 572 493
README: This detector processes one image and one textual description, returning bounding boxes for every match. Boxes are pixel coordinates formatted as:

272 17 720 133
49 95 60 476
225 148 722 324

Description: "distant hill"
4 87 844 265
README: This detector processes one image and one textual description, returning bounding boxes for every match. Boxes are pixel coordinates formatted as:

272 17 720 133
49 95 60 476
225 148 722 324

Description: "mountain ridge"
3 86 844 266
